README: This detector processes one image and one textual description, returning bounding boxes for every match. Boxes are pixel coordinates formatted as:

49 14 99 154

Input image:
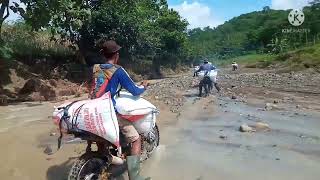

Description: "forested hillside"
1 0 320 75
188 1 320 60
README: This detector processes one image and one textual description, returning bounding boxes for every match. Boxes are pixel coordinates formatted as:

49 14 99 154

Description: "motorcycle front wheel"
140 124 160 161
68 152 110 180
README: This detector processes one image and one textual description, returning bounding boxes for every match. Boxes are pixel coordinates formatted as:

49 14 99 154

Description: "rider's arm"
195 66 204 73
117 68 146 96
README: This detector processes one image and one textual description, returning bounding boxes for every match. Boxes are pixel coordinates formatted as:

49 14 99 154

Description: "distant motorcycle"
52 92 160 180
232 62 238 71
197 70 219 96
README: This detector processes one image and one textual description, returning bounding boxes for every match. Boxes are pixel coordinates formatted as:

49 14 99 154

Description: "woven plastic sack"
53 92 120 147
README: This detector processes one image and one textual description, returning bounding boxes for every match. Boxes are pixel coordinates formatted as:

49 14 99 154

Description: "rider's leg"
199 80 204 97
118 118 141 156
130 137 141 156
201 77 211 96
207 78 213 91
214 83 221 92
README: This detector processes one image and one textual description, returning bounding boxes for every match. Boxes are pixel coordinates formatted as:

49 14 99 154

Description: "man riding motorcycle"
195 59 221 97
88 40 148 157
232 61 238 71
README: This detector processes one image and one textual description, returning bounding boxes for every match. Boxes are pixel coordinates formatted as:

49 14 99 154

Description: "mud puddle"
0 102 53 132
141 93 320 180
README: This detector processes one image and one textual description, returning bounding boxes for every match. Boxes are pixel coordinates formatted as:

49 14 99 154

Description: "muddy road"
0 68 320 180
142 92 320 180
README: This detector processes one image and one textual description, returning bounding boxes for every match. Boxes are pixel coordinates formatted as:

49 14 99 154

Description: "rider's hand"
141 80 149 89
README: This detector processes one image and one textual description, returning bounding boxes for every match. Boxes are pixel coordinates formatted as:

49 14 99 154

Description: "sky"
168 0 312 28
5 0 313 29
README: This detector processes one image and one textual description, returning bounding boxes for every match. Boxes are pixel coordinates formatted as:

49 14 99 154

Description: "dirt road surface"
0 68 319 180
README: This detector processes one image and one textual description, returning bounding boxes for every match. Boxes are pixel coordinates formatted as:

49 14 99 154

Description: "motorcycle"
198 70 218 96
232 63 238 71
53 91 160 180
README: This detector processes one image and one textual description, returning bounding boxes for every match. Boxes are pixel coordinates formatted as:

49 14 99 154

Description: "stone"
219 135 227 139
265 103 278 111
48 79 58 87
0 95 8 106
254 122 270 130
19 78 41 94
39 84 56 101
239 124 255 132
44 145 53 155
231 95 237 99
299 134 306 138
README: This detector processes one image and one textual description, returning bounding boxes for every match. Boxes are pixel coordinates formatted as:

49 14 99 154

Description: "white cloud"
271 0 312 10
170 1 223 29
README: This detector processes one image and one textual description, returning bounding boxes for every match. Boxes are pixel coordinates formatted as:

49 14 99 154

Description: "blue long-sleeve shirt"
196 63 216 73
92 64 145 105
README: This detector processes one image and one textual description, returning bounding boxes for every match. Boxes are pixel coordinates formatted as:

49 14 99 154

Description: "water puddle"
0 102 53 132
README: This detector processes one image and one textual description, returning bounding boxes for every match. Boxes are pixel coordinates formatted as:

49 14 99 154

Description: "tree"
21 0 91 44
263 6 271 12
0 0 9 40
0 0 25 40
20 0 189 71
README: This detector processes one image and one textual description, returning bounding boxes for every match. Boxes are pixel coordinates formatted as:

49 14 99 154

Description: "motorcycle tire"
68 152 110 180
140 124 160 161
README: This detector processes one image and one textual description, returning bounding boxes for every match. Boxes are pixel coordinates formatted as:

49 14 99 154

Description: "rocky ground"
144 67 320 115
1 66 320 180
141 68 320 180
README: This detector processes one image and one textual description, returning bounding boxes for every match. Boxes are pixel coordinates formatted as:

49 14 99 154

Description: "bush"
2 22 74 63
0 42 13 60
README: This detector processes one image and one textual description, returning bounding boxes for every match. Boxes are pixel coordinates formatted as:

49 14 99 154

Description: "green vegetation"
2 22 74 61
218 43 320 72
1 0 320 75
272 43 320 72
214 54 276 67
188 1 320 61
20 0 190 70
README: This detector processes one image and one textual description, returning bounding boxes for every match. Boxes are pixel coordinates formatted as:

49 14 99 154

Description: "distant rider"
232 61 238 71
88 40 147 157
195 59 221 96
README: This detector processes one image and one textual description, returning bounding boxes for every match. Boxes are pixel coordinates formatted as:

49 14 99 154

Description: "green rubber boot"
126 156 151 180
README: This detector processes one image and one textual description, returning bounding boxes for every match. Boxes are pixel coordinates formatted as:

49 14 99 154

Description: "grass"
214 44 320 72
213 54 276 67
2 23 74 62
274 44 320 72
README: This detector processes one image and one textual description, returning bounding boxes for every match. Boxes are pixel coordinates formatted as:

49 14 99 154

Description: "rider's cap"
204 58 209 63
101 40 122 55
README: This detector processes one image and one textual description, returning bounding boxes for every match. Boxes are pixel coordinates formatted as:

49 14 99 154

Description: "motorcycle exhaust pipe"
111 155 124 165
